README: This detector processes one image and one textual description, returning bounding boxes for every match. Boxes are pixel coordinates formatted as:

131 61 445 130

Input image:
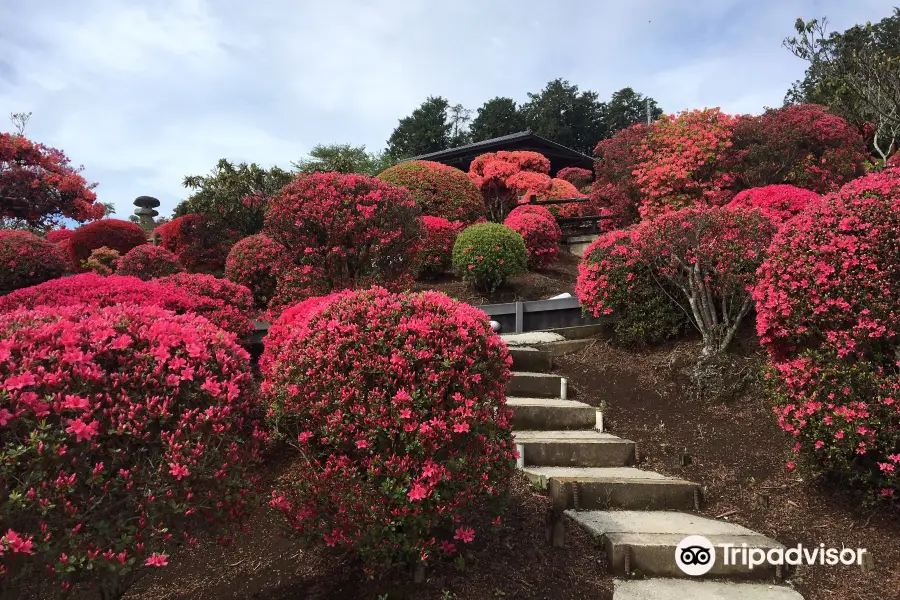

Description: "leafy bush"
417 216 460 277
591 124 649 230
452 223 527 291
468 151 552 221
0 274 250 339
0 230 67 291
69 219 147 271
0 304 265 595
116 245 184 280
224 234 288 309
726 184 822 224
506 204 562 238
755 170 900 501
556 167 593 190
81 246 120 275
156 214 238 274
377 160 485 223
503 212 560 269
156 273 255 341
262 287 516 571
264 172 421 303
576 228 687 347
45 228 73 244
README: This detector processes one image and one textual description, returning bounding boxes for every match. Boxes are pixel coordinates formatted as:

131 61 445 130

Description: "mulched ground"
412 253 580 305
556 330 900 600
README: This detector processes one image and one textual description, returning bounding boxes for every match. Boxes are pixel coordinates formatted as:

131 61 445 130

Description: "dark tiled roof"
401 131 594 168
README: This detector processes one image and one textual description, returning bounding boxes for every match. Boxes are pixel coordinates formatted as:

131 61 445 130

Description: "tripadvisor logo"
675 535 870 576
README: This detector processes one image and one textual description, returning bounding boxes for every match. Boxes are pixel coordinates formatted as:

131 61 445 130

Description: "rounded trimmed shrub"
503 212 560 269
506 204 562 238
262 287 516 570
452 223 527 291
45 228 73 244
755 170 900 501
156 273 255 341
0 230 67 291
417 216 460 278
556 167 593 190
224 234 288 309
156 214 238 274
377 160 486 223
726 184 822 224
531 178 583 218
0 303 265 594
264 172 422 301
69 219 147 271
116 245 184 280
576 228 687 347
81 246 120 275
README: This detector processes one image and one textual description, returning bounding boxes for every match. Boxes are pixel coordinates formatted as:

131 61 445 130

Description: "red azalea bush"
224 234 288 309
81 246 120 276
556 167 593 191
468 151 552 221
451 223 528 291
635 108 736 219
730 104 868 193
0 303 265 595
262 287 516 571
506 204 562 238
0 230 67 291
0 133 102 229
377 160 486 223
539 178 584 218
503 212 560 269
726 184 822 224
263 172 421 303
417 216 461 277
156 214 238 274
591 124 649 230
156 273 255 341
576 228 687 347
754 170 900 501
45 228 73 244
116 245 184 280
69 219 147 271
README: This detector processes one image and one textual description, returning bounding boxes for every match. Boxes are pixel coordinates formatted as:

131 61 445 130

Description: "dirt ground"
556 331 900 600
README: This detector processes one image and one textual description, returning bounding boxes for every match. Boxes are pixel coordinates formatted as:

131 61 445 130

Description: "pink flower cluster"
0 303 265 589
377 160 486 223
503 212 560 269
726 184 822 224
556 167 593 190
417 216 462 277
0 231 68 291
261 288 516 570
224 234 288 309
591 123 649 231
156 273 255 340
117 245 185 280
754 170 900 501
467 151 552 221
69 219 147 272
45 228 73 244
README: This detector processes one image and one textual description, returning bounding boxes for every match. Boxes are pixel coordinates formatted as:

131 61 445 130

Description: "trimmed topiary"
506 204 562 238
156 273 255 341
116 245 184 280
452 222 527 291
69 219 147 272
0 230 67 291
45 228 73 244
503 212 560 269
262 287 516 571
224 234 288 309
726 184 821 224
0 303 265 595
377 160 486 223
417 216 460 278
81 246 120 275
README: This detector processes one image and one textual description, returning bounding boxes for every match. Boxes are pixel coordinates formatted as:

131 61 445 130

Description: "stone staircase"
502 331 804 600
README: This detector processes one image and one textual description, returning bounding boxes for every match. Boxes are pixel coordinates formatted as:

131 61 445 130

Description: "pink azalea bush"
156 214 238 274
726 184 822 224
506 204 562 238
262 287 516 571
556 167 593 191
156 273 255 341
69 220 147 272
45 228 73 244
116 245 184 280
0 304 266 595
451 223 527 292
0 230 67 291
754 170 900 502
224 234 288 309
417 216 461 277
502 212 560 269
468 151 552 221
377 160 486 223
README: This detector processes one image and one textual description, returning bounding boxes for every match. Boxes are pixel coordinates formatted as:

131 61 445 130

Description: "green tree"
448 103 473 147
519 79 607 155
605 87 663 136
469 97 526 142
179 159 294 236
292 143 393 176
386 96 453 159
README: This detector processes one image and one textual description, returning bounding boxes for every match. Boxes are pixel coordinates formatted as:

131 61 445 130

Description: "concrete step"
525 466 699 511
568 510 785 580
501 331 597 357
508 346 553 372
508 397 597 430
501 331 566 346
614 579 804 600
508 371 566 398
514 430 635 467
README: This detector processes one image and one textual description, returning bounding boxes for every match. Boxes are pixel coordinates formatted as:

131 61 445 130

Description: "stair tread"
567 509 778 542
501 332 566 345
511 371 563 378
514 430 632 443
613 578 804 600
507 397 592 408
524 466 695 484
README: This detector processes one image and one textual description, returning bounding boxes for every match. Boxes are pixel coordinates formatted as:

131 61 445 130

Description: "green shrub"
452 223 526 291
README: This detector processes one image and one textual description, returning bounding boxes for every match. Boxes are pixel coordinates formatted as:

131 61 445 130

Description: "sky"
1 0 895 220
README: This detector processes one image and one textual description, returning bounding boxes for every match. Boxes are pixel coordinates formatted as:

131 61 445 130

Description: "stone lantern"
133 196 160 233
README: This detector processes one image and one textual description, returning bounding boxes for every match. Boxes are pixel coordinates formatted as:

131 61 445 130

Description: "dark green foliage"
452 223 527 292
469 97 526 142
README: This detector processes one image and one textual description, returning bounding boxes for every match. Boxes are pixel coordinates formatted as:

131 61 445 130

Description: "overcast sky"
1 0 895 219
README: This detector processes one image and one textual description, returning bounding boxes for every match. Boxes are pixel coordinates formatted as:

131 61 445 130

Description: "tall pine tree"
469 97 526 142
387 96 453 159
